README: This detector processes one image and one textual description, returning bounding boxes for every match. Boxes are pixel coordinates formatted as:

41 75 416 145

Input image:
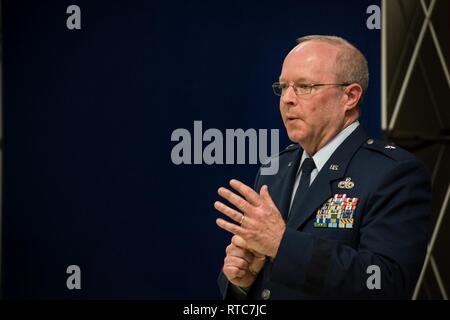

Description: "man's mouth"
287 116 300 123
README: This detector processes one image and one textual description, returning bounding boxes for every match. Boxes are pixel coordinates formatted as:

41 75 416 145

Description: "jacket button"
261 289 271 300
367 138 374 145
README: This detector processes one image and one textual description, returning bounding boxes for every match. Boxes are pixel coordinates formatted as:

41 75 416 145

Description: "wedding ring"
239 214 245 226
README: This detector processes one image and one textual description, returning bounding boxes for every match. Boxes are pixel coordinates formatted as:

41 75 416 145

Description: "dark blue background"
2 0 380 298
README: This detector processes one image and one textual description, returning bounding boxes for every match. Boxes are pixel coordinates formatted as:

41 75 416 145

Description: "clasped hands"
215 179 286 288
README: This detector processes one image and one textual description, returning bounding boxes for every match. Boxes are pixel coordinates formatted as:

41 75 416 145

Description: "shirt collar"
298 121 360 173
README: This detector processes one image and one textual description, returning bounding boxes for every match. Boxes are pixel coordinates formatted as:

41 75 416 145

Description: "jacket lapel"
286 126 369 230
269 147 302 220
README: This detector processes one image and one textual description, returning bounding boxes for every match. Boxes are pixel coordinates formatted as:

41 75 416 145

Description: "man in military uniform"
215 35 431 299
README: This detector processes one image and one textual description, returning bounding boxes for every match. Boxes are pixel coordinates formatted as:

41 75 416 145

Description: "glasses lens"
272 83 282 96
297 84 310 95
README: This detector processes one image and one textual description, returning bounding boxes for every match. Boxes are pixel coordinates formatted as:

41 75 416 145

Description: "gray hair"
296 35 369 105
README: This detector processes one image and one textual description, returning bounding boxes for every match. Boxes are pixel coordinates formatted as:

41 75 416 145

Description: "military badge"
338 177 354 189
329 164 339 171
314 194 358 229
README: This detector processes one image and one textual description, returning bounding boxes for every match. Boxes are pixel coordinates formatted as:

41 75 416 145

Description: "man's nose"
281 85 297 105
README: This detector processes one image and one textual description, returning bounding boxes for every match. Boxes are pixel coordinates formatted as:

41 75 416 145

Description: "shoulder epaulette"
260 143 299 167
279 143 299 156
363 138 415 162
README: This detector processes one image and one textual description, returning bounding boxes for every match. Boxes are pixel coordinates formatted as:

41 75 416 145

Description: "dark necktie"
288 157 316 219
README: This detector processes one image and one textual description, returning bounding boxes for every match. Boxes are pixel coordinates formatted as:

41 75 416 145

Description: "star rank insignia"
314 194 358 229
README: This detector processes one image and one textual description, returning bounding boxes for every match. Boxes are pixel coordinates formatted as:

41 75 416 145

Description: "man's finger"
231 248 254 264
259 185 272 202
231 235 248 249
223 265 246 279
249 249 266 260
230 179 261 206
225 255 249 270
216 218 245 237
214 201 242 224
218 187 249 213
226 244 253 263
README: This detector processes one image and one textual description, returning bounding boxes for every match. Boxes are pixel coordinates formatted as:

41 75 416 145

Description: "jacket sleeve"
269 159 432 299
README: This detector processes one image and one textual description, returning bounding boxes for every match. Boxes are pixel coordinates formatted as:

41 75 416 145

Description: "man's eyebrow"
278 77 310 83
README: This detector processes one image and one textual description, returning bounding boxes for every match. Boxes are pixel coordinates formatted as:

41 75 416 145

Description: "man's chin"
287 132 304 145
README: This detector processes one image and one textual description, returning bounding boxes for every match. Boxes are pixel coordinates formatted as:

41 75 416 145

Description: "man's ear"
343 83 363 111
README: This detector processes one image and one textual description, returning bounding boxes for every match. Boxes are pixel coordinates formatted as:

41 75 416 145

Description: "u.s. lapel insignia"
314 194 358 229
338 177 354 189
329 164 339 171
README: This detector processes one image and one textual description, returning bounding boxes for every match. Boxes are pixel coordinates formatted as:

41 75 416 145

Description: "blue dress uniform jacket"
218 125 431 299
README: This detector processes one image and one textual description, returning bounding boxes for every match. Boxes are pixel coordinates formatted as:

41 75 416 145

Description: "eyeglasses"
272 82 350 96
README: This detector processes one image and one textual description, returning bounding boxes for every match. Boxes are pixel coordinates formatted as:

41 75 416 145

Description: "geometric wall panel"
383 0 450 300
